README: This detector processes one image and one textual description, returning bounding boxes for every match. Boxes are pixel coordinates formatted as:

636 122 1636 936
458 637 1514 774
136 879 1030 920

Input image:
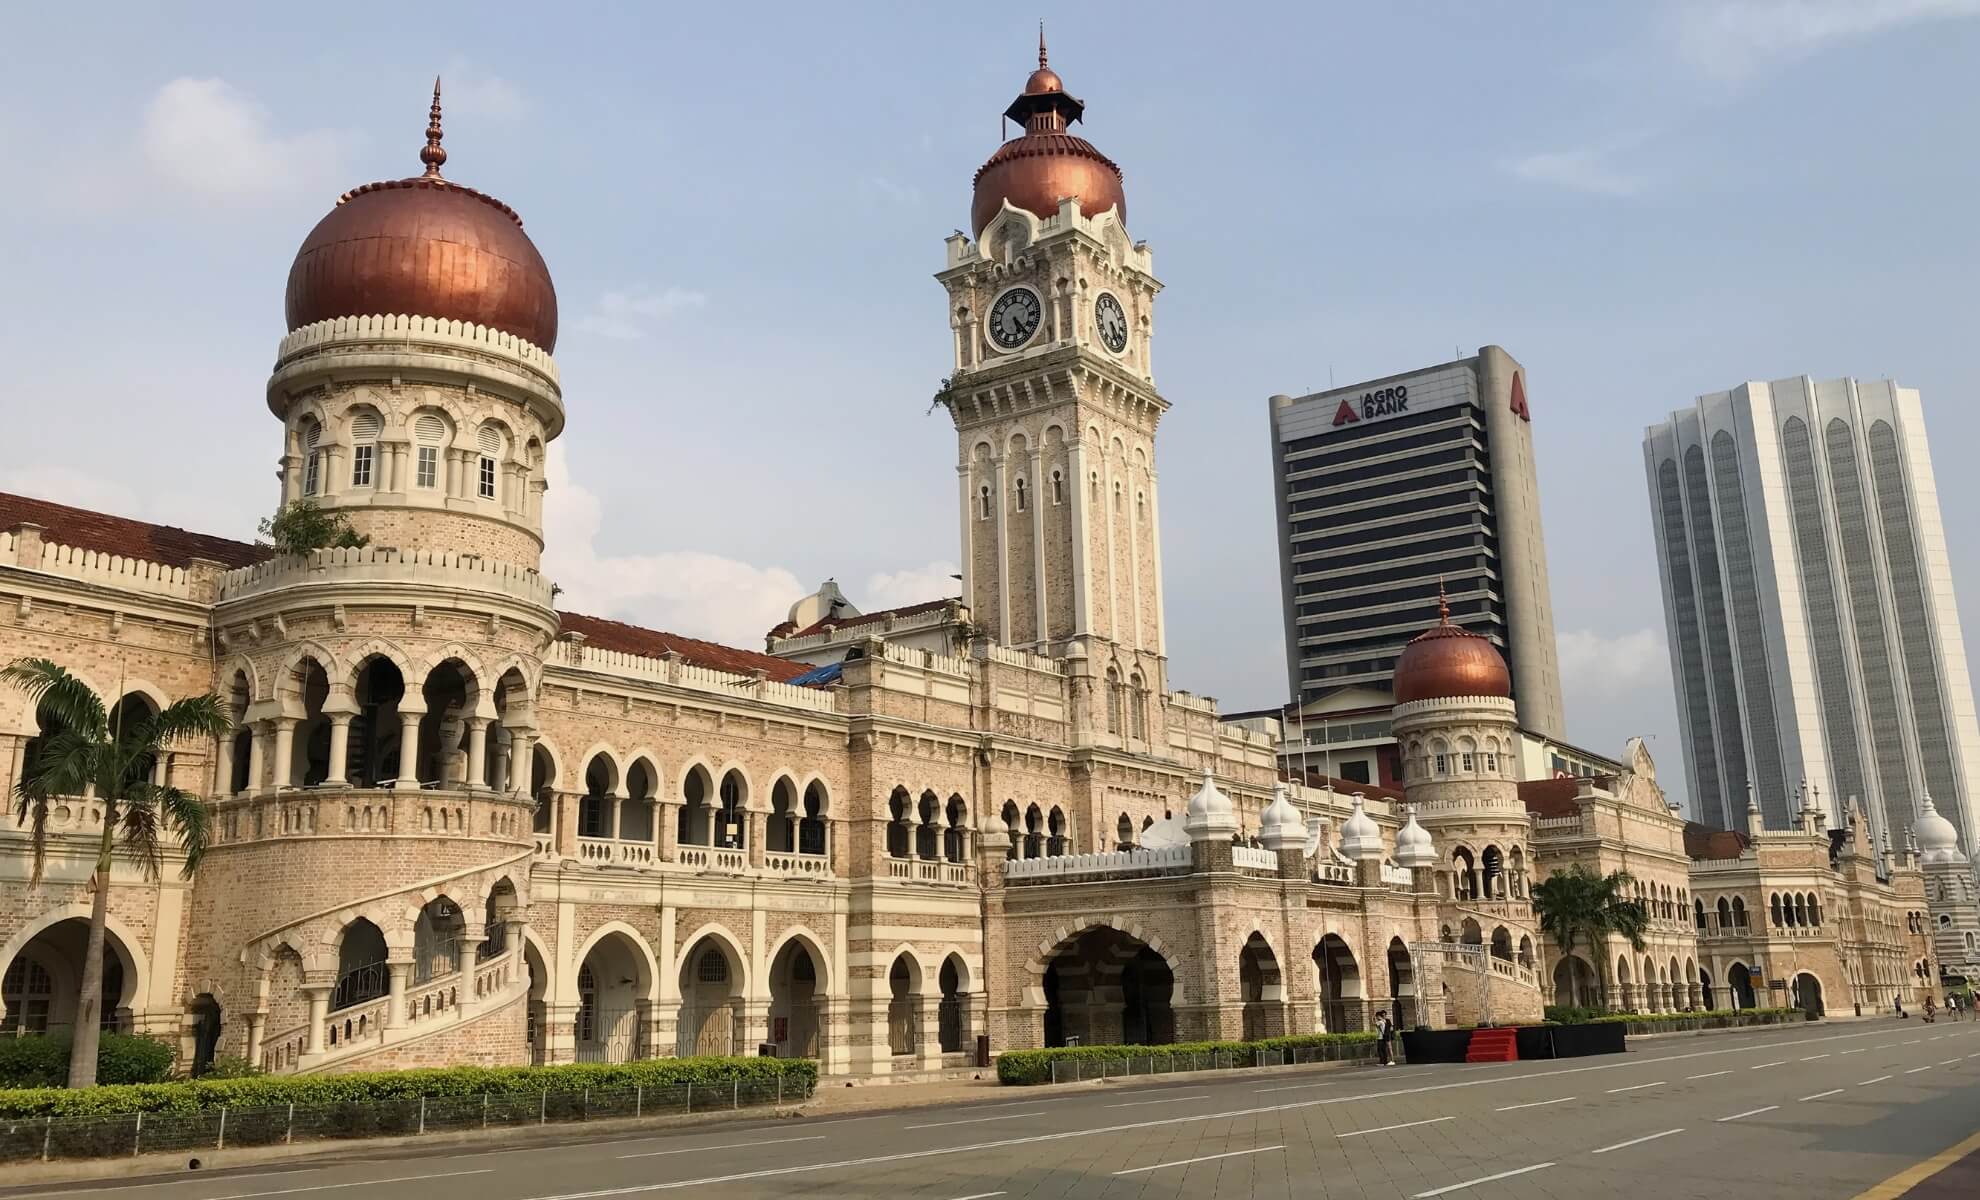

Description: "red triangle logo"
1510 372 1531 422
1332 399 1360 426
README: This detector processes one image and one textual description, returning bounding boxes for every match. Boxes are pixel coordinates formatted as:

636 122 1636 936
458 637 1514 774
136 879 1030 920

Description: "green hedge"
996 1032 1376 1086
0 1034 176 1089
0 1055 816 1118
1543 1005 1803 1026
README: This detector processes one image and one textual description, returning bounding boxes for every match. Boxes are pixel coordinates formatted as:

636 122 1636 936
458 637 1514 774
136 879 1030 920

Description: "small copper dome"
1392 598 1512 705
970 34 1126 237
284 82 559 351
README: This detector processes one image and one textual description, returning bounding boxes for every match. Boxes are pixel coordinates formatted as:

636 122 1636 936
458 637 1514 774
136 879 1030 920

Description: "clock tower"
937 36 1170 724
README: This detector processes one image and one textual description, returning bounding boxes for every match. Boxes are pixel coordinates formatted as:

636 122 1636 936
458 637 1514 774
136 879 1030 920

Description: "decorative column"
244 1011 266 1066
302 986 331 1056
1029 445 1048 643
992 454 1011 641
490 734 511 793
465 718 489 789
324 711 354 786
243 722 267 797
660 798 680 861
1066 437 1092 638
748 809 766 867
270 717 297 790
395 705 424 786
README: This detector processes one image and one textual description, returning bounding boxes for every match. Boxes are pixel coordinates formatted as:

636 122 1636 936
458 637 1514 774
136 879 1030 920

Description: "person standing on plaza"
1376 1011 1395 1066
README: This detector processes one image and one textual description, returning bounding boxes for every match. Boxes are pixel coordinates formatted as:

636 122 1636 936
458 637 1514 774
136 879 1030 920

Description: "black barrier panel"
1549 1022 1627 1057
1399 1028 1472 1063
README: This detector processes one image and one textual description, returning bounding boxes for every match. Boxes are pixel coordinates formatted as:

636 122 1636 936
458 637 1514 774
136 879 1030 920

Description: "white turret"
1915 796 1967 865
1339 792 1385 862
1394 804 1438 870
1259 782 1306 852
1185 767 1239 841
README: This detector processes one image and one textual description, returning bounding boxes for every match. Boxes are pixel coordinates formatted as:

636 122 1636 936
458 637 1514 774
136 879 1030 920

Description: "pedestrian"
1376 1011 1395 1067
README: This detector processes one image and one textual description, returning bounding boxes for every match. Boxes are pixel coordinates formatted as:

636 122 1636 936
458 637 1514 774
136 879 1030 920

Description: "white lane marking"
1970 1053 1980 1059
946 1194 1006 1200
620 1135 826 1159
1799 1089 1844 1101
1113 1145 1284 1175
1944 1059 1963 1066
1860 1075 1892 1084
504 1025 1908 1200
1104 1093 1211 1108
1841 1048 1868 1055
1339 1116 1455 1138
1687 1070 1731 1080
1606 1081 1664 1094
1593 1128 1684 1155
1414 1163 1556 1197
1801 1054 1830 1061
1716 1106 1780 1122
204 1171 494 1200
1904 1065 1932 1074
1750 1061 1787 1070
905 1111 1048 1130
1904 1040 1923 1045
1496 1096 1575 1112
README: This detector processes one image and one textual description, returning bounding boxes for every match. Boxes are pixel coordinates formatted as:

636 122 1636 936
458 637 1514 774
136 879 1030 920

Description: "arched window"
1731 896 1747 928
979 485 992 520
1136 491 1146 520
349 410 382 487
1116 812 1133 850
1104 666 1122 735
477 426 503 500
414 412 447 489
1770 894 1783 927
1716 896 1731 931
299 419 323 496
1128 672 1147 740
1050 470 1064 505
1 956 53 1035
1014 476 1027 513
1089 472 1099 503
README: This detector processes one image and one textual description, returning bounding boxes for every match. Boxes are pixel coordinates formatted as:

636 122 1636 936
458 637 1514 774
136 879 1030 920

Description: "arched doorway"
938 954 970 1053
1615 956 1634 1011
1239 934 1282 1040
888 953 921 1056
767 938 820 1059
330 919 388 1012
676 935 740 1057
1042 927 1176 1047
1792 972 1824 1018
188 994 222 1075
576 930 651 1062
1386 938 1417 1028
1728 963 1757 1010
1490 926 1513 961
0 919 136 1036
412 897 465 986
1553 956 1598 1009
1698 966 1715 1010
1314 934 1362 1032
524 939 548 1064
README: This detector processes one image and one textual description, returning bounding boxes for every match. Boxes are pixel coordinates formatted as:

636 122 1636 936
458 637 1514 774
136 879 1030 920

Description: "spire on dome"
420 77 447 178
1438 578 1451 624
1039 19 1048 68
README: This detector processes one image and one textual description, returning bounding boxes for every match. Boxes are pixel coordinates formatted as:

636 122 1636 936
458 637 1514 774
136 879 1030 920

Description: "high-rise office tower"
1269 347 1566 738
1644 378 1980 854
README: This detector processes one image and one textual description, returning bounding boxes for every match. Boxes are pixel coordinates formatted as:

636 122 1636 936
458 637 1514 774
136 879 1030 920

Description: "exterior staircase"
1465 1027 1519 1062
259 942 528 1074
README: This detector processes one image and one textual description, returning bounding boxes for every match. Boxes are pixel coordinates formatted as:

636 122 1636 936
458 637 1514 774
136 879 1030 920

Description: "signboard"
1278 364 1476 443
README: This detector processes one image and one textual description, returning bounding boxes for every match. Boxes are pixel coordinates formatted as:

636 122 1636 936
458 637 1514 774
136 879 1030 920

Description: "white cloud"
439 60 528 120
0 465 141 517
140 78 353 200
1673 0 1980 80
572 285 709 340
1557 627 1670 694
1504 147 1644 197
539 445 802 649
862 562 960 611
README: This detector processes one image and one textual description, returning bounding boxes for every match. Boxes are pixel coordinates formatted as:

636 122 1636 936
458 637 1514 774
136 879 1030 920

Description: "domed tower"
1915 798 1980 980
189 86 551 1075
272 82 562 566
937 32 1167 749
1390 596 1540 994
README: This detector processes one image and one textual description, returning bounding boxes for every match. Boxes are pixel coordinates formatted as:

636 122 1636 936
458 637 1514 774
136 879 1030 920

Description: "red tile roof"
1684 822 1750 861
558 611 812 683
0 491 267 571
1519 776 1613 819
787 597 955 640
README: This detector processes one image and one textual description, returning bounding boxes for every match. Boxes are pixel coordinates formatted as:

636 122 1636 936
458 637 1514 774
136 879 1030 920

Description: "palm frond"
16 727 99 800
9 791 51 883
115 792 166 881
1 659 107 740
153 786 212 877
134 695 232 752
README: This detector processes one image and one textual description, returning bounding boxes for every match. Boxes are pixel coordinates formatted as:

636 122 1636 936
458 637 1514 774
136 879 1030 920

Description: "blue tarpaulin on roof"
788 662 843 687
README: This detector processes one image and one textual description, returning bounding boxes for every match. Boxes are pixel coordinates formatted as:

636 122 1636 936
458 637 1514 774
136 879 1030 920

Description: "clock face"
1094 293 1129 354
988 287 1043 349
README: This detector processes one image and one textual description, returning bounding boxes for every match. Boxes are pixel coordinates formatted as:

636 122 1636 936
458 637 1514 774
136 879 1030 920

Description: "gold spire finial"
420 77 447 178
1438 577 1451 624
1039 20 1048 68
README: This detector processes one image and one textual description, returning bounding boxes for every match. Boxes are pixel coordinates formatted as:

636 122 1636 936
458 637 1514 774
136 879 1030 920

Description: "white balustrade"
1231 845 1279 871
677 845 747 871
1005 845 1193 881
764 851 831 876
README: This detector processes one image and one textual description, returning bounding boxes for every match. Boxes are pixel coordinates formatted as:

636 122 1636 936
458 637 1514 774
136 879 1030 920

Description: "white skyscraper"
1643 378 1980 858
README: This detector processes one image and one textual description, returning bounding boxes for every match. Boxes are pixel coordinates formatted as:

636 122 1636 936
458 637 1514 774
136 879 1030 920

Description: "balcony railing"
677 846 748 872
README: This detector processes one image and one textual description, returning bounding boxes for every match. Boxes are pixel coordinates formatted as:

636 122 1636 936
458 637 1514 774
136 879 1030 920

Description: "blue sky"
3 2 1979 813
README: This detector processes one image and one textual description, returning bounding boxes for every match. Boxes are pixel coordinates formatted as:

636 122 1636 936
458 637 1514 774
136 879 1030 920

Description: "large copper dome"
284 84 559 352
1393 602 1512 705
970 36 1126 238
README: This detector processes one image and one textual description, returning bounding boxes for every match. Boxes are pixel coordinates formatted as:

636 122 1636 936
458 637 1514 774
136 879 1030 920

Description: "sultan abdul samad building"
0 46 1970 1077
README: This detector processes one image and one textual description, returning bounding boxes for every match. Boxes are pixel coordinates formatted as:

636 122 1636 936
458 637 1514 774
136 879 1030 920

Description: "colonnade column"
270 717 297 790
465 718 489 789
396 706 424 786
243 723 267 797
302 986 330 1056
386 960 410 1028
324 712 353 786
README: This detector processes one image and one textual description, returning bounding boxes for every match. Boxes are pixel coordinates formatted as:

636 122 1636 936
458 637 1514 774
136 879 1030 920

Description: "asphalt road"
11 1018 1980 1200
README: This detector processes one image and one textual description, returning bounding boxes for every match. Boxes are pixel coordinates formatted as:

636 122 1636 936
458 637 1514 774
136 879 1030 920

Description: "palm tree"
4 659 229 1087
1530 863 1650 1011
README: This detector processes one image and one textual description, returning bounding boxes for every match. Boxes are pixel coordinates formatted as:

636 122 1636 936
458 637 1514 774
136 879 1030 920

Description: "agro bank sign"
1279 364 1477 443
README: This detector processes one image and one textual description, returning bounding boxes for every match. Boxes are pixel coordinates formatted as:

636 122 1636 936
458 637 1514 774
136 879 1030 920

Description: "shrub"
0 1054 816 1118
194 1056 263 1080
996 1032 1376 1086
0 1034 176 1089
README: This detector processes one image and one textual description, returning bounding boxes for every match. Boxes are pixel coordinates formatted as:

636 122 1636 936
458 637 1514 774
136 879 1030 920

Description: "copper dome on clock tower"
284 82 560 352
1392 593 1514 705
970 31 1127 238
